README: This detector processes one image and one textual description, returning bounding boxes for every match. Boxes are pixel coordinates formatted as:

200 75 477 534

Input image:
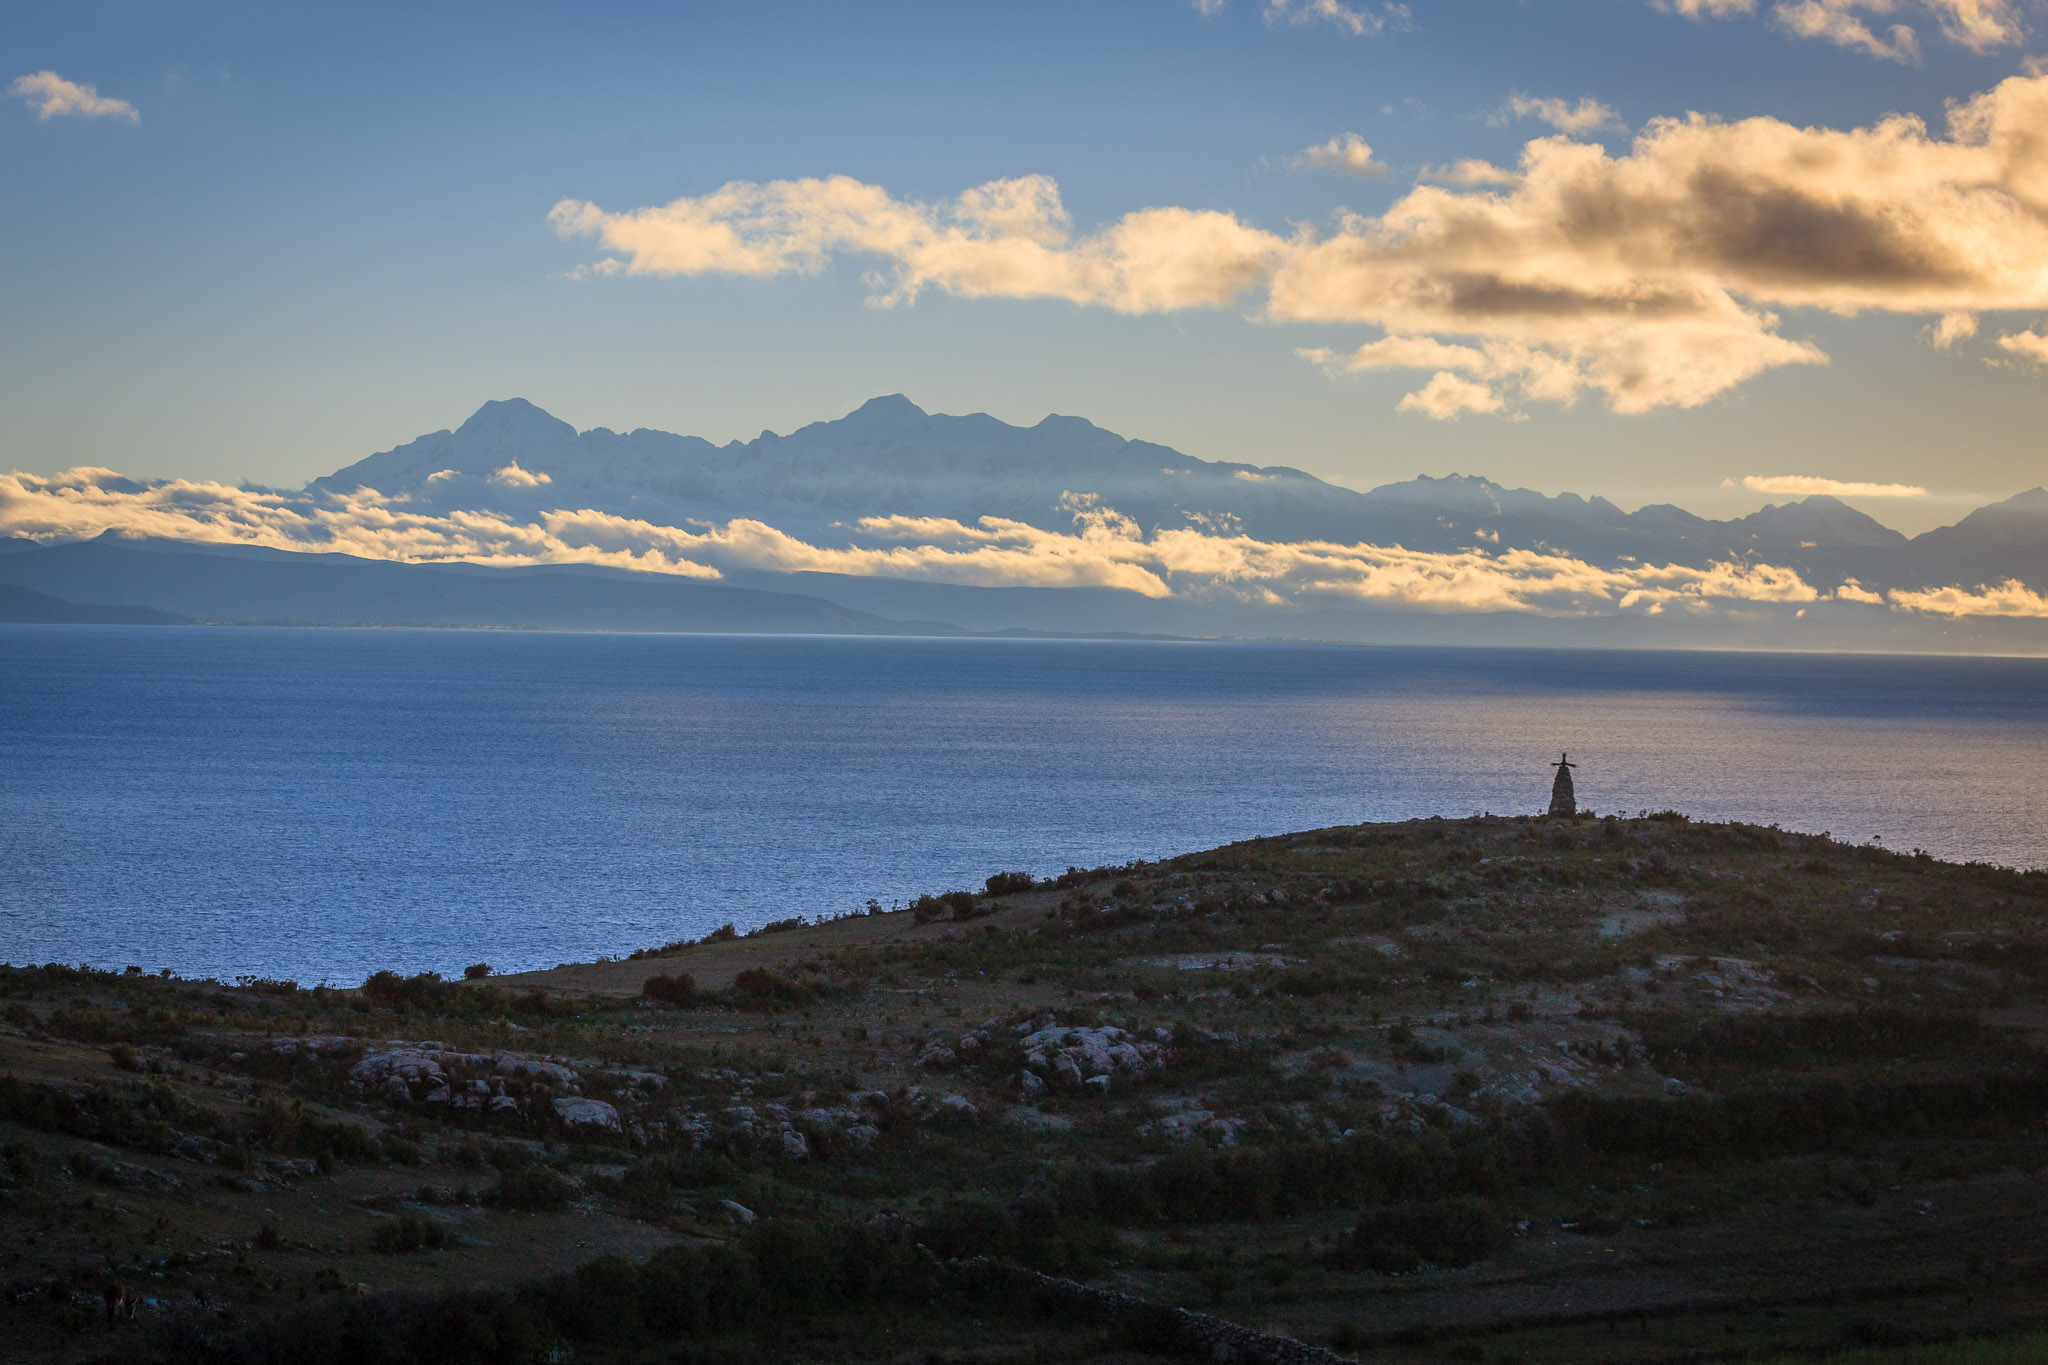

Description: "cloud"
489 462 552 488
551 175 1290 315
1263 0 1409 36
1925 0 2027 51
1654 0 2025 55
0 465 1867 618
1658 0 1757 15
1889 578 2048 616
1291 133 1383 175
1774 1 1920 62
9 70 138 122
1418 159 1522 187
1924 311 1979 348
557 74 2048 417
1996 327 2048 363
1269 72 2048 411
1396 372 1507 420
14 465 2048 621
1503 94 1623 134
1735 474 1929 496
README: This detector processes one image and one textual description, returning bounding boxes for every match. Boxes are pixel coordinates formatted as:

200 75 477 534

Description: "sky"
5 0 2048 536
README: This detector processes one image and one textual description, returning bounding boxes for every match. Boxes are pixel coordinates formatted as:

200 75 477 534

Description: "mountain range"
3 395 2044 650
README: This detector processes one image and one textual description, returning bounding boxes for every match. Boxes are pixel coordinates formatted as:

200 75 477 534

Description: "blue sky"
6 0 2047 532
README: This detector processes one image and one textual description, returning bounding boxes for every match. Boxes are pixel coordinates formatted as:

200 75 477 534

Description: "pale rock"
553 1096 622 1131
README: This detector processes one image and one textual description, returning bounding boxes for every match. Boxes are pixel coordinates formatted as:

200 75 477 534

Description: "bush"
463 963 493 980
984 871 1035 896
640 973 699 1007
1326 1197 1504 1272
486 1164 577 1210
373 1212 452 1254
106 1042 141 1072
731 967 811 1007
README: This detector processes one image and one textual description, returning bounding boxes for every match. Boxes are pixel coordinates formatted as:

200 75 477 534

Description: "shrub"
373 1211 451 1254
984 871 1035 896
106 1042 141 1072
486 1164 577 1210
732 967 811 1007
1326 1197 1503 1272
463 963 493 980
640 973 699 1007
705 923 738 943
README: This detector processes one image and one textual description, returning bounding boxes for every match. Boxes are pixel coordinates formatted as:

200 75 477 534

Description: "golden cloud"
0 467 1877 617
1736 475 1929 497
555 74 2048 418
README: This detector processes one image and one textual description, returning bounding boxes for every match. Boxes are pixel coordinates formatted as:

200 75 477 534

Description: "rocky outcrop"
1016 1019 1170 1091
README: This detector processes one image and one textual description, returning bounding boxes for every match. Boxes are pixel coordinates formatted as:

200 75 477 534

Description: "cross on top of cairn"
1548 752 1577 817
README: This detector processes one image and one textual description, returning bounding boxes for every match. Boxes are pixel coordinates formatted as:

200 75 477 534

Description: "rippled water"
2 626 2043 983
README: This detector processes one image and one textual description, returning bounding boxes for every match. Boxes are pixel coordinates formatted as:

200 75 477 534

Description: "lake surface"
2 626 2044 984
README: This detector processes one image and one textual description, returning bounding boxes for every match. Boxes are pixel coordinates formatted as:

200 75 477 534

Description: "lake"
2 626 2044 983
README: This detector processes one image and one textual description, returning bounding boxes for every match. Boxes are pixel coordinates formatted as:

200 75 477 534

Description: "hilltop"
2 814 2047 1363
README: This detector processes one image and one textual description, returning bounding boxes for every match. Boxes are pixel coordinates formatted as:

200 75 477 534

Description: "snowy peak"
455 397 578 444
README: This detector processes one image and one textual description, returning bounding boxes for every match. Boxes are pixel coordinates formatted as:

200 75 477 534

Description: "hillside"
3 814 2048 1362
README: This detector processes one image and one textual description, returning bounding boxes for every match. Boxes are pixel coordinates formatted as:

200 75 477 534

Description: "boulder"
552 1096 622 1131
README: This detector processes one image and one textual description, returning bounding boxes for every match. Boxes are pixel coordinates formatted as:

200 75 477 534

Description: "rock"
552 1096 622 1131
350 1049 448 1093
423 1081 451 1104
1663 1077 1686 1098
844 1123 881 1148
719 1199 756 1225
918 1045 958 1070
780 1128 811 1161
488 1095 521 1113
1019 1070 1047 1098
1018 1024 1169 1086
934 1094 979 1123
1083 1074 1112 1097
495 1053 579 1084
956 1031 986 1055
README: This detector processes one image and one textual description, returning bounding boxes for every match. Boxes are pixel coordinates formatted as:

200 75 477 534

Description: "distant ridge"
0 582 192 625
0 540 951 636
5 397 2045 652
311 397 2044 594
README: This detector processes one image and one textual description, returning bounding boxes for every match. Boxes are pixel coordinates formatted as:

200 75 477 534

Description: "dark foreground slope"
4 815 2048 1363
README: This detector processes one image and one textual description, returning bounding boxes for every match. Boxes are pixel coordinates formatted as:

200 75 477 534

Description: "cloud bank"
9 70 138 122
1735 475 1930 496
3 468 2039 618
555 73 2048 419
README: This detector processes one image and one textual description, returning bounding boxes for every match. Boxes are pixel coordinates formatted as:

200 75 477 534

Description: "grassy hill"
3 813 2047 1363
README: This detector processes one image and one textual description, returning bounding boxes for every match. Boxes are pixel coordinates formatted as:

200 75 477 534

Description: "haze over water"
3 626 2043 985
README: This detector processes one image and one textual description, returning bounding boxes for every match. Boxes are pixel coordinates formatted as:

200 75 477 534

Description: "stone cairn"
1548 752 1577 817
